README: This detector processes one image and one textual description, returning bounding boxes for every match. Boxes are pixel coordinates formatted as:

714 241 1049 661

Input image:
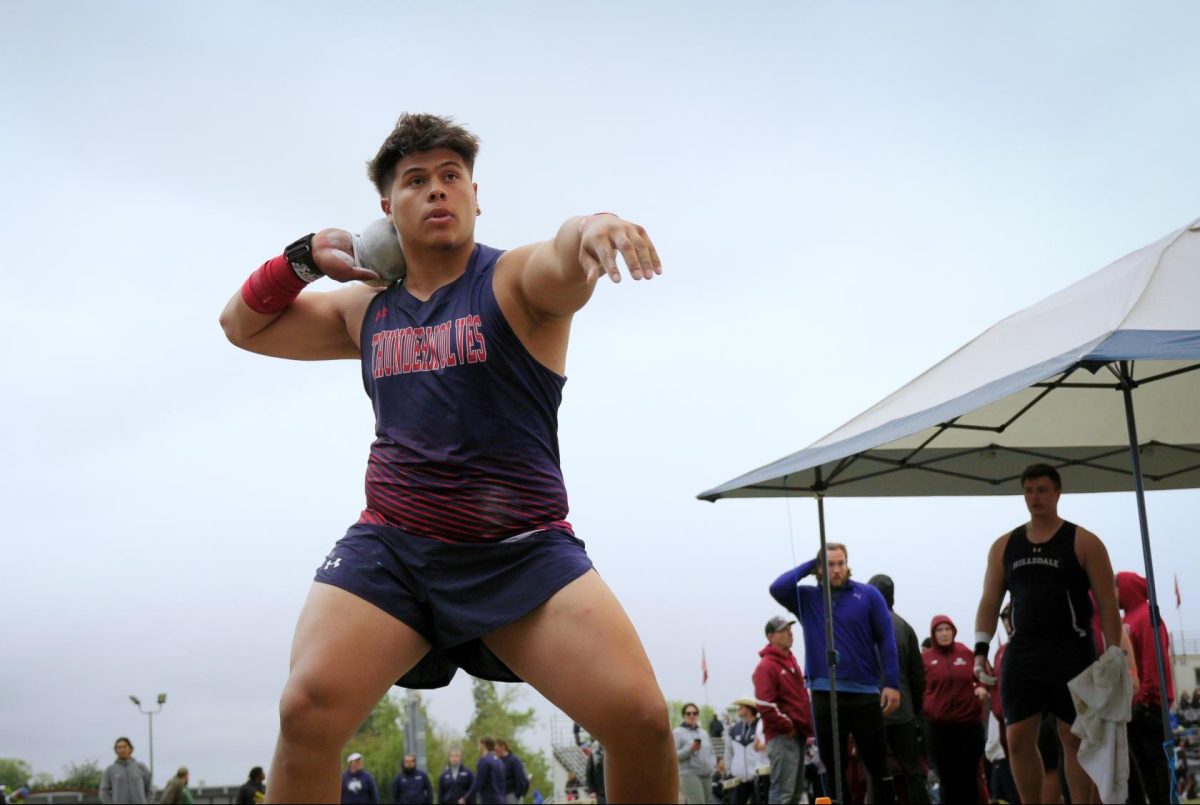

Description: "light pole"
129 693 167 781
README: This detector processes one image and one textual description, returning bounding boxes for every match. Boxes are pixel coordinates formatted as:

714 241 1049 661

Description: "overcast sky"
3 0 1199 790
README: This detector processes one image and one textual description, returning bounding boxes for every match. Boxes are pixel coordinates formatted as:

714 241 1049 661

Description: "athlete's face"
381 147 478 253
404 755 416 771
1023 476 1061 518
114 740 132 760
934 623 955 647
449 751 461 766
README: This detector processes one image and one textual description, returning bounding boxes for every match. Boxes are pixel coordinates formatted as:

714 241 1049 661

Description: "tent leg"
817 494 843 805
1119 361 1179 804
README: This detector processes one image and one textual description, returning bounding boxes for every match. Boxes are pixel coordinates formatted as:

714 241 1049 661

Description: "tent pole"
816 492 843 804
1118 361 1179 803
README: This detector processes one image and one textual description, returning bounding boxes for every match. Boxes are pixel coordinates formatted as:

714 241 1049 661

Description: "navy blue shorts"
313 523 593 689
1000 635 1096 725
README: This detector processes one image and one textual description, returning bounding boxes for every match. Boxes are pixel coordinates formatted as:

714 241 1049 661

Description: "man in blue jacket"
494 740 529 803
439 749 474 805
392 754 434 804
460 737 505 805
770 542 900 804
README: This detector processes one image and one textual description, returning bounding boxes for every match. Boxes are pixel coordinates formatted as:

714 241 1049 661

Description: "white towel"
1068 645 1132 804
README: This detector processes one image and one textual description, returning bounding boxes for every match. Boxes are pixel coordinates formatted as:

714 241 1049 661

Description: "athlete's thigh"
481 570 663 732
286 582 431 716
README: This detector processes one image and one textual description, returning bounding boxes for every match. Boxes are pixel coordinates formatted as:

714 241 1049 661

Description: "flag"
702 646 709 685
1176 573 1183 608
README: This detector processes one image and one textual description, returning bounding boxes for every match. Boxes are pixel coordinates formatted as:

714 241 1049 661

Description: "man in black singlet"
973 463 1122 805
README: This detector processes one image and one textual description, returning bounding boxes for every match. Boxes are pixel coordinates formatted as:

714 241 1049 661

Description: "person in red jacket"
753 615 814 805
922 615 987 805
1117 571 1175 805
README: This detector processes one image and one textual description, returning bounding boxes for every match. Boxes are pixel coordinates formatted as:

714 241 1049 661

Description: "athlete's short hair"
479 735 496 751
495 739 509 750
1020 463 1062 490
368 113 481 197
114 736 133 750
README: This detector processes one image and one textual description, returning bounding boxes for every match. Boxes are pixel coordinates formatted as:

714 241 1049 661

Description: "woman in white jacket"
723 698 768 804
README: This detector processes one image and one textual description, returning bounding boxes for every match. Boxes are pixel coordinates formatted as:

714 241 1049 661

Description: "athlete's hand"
974 685 990 702
974 656 997 686
881 687 900 715
578 213 662 284
312 228 382 284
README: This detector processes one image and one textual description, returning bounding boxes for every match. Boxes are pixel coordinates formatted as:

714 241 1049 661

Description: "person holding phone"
675 703 716 804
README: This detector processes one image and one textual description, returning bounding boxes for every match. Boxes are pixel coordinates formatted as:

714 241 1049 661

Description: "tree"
464 680 552 800
349 692 406 800
59 760 104 792
0 758 32 790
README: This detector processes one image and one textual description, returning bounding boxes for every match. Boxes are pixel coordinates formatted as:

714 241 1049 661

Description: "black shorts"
313 522 593 689
1000 636 1095 725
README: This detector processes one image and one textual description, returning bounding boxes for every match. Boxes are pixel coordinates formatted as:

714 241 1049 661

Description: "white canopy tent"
699 216 1200 804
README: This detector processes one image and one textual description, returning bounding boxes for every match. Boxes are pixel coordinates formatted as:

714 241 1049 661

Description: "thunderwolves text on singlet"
1003 521 1093 643
357 243 572 542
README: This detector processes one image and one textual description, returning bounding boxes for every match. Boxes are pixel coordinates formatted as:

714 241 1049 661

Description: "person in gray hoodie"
868 574 929 805
99 736 153 804
673 703 715 804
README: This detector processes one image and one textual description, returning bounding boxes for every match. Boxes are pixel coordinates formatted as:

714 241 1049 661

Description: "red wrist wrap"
240 254 310 314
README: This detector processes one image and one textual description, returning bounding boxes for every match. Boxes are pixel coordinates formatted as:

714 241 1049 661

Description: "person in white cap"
724 697 768 804
340 753 379 805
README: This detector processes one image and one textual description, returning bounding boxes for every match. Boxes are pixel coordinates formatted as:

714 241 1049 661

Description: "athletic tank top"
356 243 573 542
1004 521 1093 644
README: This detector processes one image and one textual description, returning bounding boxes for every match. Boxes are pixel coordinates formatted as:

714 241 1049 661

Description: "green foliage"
348 693 406 798
58 760 104 792
30 771 56 791
0 758 32 790
464 680 552 801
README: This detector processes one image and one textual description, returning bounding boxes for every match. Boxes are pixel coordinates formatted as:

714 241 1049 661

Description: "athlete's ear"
381 197 391 216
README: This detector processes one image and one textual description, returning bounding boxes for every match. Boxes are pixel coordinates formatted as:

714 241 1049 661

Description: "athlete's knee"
277 673 354 749
593 687 671 747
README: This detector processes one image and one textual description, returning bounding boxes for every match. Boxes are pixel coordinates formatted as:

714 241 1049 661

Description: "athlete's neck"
402 239 476 301
1027 513 1063 541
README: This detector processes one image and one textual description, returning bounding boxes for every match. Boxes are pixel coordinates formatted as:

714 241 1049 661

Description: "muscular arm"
219 228 383 360
493 214 661 374
768 559 818 614
1077 527 1122 650
974 534 1009 638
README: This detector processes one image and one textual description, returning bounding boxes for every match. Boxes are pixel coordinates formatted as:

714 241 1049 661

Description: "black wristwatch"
285 233 324 283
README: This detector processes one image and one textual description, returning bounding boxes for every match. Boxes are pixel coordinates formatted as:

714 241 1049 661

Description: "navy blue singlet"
357 243 573 542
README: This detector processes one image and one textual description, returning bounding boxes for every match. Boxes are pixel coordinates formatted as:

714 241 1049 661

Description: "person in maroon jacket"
753 615 814 805
1117 570 1175 805
922 615 987 805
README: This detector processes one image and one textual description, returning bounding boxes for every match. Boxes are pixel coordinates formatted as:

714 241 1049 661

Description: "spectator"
393 754 434 805
922 615 986 804
235 766 266 805
770 543 900 804
723 697 768 804
100 736 153 804
461 736 505 805
494 740 529 804
341 752 380 805
753 616 813 805
158 766 191 804
985 605 1018 805
674 702 716 804
710 713 726 739
867 574 929 805
584 741 606 805
439 749 474 805
1117 571 1175 805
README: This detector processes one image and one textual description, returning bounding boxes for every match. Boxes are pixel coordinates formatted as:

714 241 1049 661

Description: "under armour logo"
324 557 342 570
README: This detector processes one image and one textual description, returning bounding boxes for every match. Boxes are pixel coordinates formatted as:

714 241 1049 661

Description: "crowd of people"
665 463 1196 805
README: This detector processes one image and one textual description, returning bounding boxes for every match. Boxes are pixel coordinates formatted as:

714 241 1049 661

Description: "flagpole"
1176 575 1186 667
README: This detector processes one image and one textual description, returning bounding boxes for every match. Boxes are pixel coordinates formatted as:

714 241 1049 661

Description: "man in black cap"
753 615 813 804
867 574 928 804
